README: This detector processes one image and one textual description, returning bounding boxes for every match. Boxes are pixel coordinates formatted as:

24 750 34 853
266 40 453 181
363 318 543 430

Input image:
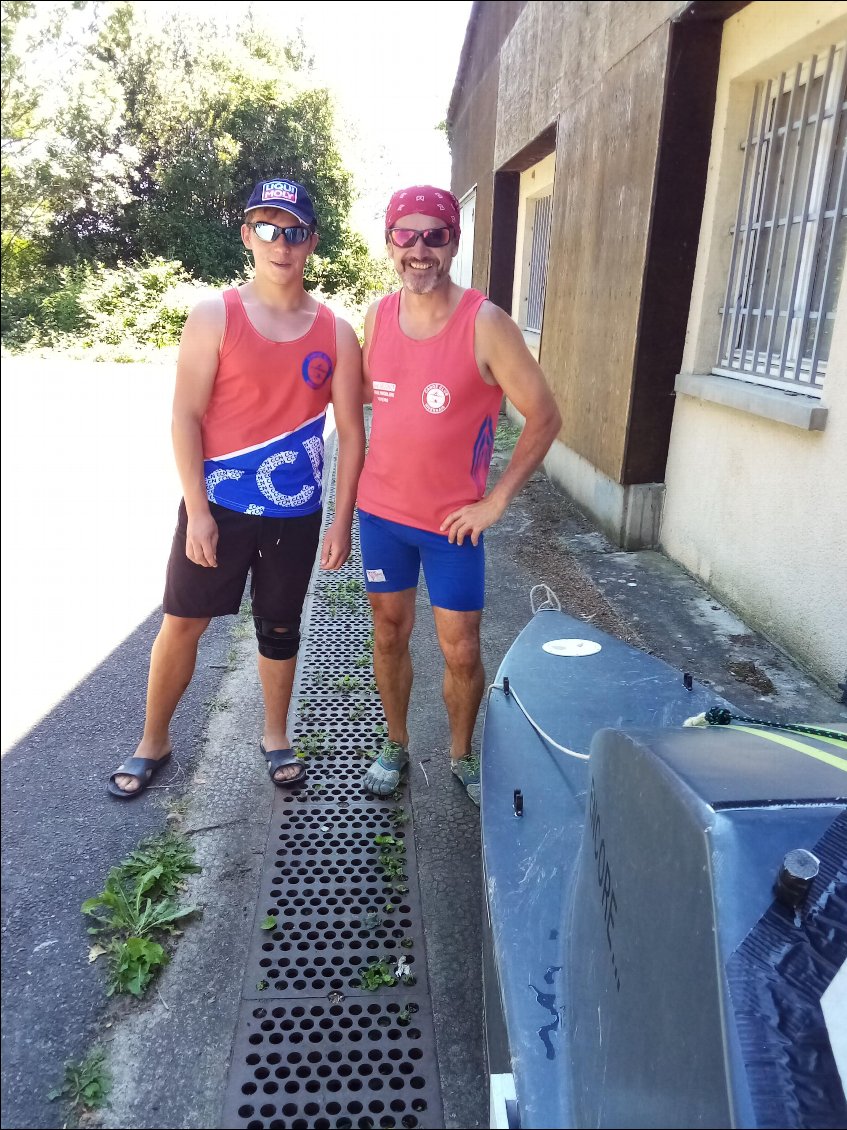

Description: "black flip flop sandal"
107 752 172 799
260 742 307 788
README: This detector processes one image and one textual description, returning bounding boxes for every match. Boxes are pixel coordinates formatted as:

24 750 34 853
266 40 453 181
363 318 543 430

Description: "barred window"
524 192 553 333
716 44 847 393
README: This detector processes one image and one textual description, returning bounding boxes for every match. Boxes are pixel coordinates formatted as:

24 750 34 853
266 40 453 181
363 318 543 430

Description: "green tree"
1 2 134 287
2 0 387 328
44 5 381 297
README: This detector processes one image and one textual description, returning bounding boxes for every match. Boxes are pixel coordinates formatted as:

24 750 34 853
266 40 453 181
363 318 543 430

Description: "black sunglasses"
388 226 453 249
247 221 313 245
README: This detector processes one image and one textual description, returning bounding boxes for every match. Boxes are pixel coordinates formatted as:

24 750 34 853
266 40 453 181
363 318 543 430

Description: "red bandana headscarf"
385 185 461 239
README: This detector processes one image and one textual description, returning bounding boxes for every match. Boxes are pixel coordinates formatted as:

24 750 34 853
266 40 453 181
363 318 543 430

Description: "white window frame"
512 154 556 358
715 43 847 395
453 187 477 289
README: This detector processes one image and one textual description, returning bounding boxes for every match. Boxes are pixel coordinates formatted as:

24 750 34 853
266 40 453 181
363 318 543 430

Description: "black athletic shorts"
163 500 322 621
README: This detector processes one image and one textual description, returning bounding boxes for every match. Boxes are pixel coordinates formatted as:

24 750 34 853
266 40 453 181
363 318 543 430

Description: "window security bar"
716 45 847 393
525 193 553 333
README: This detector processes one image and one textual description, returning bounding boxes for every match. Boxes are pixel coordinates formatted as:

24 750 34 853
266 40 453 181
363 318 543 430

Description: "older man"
357 185 561 804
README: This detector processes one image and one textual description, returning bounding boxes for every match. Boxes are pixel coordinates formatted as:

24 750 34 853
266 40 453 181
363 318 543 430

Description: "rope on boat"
491 680 590 761
530 583 561 614
683 707 846 743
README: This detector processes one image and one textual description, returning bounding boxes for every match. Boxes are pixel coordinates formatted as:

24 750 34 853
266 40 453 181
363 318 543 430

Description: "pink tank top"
200 288 336 517
357 288 503 534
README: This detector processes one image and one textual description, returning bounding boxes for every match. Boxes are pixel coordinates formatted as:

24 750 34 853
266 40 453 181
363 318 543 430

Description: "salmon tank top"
201 288 336 517
357 288 503 534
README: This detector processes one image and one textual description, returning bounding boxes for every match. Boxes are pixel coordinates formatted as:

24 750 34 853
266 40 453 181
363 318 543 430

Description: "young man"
357 185 561 805
109 178 365 798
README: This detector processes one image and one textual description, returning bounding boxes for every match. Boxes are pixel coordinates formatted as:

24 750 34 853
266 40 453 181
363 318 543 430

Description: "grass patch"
494 416 523 453
82 832 200 998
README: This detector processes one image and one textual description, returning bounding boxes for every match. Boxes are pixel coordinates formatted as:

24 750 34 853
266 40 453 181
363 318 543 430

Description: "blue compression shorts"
358 510 485 612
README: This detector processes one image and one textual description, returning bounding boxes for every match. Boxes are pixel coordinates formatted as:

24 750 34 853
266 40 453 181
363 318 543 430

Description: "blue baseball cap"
244 179 317 227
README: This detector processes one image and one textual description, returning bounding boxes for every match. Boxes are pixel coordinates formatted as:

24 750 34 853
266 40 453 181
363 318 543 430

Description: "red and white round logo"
422 383 451 414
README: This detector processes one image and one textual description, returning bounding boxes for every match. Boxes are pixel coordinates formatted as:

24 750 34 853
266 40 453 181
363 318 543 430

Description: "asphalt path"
0 356 232 1128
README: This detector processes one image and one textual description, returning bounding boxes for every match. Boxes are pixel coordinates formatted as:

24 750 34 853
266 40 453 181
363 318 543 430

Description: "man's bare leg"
433 606 484 804
432 607 485 759
363 589 416 795
369 589 417 748
113 614 210 792
258 650 300 782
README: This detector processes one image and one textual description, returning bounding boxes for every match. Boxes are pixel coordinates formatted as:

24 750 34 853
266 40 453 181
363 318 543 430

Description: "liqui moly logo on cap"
263 180 298 203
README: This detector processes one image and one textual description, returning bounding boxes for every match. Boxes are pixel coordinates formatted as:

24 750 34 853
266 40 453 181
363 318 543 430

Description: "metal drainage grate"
229 996 439 1129
222 440 444 1128
242 805 426 999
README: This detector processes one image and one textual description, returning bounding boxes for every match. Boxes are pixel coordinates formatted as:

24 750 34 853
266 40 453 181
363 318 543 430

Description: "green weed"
358 958 398 991
294 730 329 759
374 834 407 881
117 833 200 897
48 1045 111 1111
333 674 364 694
320 578 365 616
82 833 199 998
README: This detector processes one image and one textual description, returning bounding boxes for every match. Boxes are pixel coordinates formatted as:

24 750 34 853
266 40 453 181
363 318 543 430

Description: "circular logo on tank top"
422 383 451 413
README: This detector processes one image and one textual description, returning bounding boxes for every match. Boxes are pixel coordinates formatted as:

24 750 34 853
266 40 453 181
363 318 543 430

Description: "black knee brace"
254 618 300 660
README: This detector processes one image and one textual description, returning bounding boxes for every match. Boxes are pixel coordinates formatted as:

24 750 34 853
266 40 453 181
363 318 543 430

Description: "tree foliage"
1 1 388 306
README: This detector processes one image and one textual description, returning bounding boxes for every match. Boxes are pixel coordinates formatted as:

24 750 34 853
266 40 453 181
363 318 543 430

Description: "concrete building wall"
450 1 706 547
450 1 526 293
662 1 847 688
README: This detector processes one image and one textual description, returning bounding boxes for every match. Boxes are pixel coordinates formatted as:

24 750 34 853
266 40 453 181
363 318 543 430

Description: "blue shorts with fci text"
358 510 485 612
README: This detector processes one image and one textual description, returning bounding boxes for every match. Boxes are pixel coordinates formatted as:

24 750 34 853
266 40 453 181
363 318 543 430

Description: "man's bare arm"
171 295 226 567
321 317 366 570
440 302 562 545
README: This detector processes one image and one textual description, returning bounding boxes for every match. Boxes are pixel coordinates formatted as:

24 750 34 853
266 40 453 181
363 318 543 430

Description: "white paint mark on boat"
542 639 602 657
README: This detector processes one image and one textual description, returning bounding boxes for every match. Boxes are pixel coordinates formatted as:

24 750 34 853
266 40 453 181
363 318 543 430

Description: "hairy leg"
432 607 485 760
114 614 210 792
368 589 417 748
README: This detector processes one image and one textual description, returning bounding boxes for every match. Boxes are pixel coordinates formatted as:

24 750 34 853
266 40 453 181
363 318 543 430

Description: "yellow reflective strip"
813 732 847 751
732 725 847 772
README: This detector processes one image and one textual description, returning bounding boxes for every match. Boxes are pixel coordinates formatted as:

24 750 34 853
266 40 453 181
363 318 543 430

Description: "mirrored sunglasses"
247 221 313 245
388 226 453 249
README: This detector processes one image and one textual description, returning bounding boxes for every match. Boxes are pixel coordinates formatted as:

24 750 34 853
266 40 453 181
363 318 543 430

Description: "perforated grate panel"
222 442 443 1129
229 997 440 1129
243 805 425 999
